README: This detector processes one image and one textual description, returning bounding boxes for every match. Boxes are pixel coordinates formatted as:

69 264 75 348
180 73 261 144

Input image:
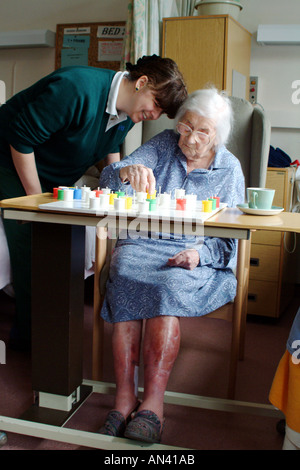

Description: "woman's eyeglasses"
176 122 210 145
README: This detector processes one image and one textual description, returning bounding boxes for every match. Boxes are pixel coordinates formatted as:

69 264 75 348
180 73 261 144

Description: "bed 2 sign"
98 26 125 39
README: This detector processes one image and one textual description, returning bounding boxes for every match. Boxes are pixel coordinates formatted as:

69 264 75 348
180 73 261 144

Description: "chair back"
123 96 271 189
227 97 270 188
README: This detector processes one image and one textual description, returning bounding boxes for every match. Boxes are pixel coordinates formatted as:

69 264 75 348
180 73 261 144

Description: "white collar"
106 71 128 132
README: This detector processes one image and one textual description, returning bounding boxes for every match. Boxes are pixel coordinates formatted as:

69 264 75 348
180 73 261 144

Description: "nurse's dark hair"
126 55 187 119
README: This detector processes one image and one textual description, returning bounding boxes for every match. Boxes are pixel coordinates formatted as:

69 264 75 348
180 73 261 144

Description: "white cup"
63 188 74 202
101 187 111 194
138 200 150 212
114 197 126 211
175 188 185 199
99 193 110 209
185 194 197 211
159 193 171 209
89 196 100 209
137 191 147 202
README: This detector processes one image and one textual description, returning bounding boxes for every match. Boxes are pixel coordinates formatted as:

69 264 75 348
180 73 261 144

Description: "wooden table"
2 192 299 234
1 193 299 450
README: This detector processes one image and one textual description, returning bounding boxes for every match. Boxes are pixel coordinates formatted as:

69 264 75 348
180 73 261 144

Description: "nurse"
0 55 187 349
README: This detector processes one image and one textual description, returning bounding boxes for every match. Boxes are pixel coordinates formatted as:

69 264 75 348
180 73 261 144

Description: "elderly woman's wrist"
197 244 211 267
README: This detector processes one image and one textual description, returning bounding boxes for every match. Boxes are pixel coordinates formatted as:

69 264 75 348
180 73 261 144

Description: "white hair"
174 87 233 149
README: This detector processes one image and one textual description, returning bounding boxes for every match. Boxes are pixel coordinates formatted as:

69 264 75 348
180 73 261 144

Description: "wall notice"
98 40 123 62
55 22 126 71
97 25 125 39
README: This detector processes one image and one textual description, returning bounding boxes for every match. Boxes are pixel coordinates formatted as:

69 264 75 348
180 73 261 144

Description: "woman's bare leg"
112 320 143 417
139 316 180 423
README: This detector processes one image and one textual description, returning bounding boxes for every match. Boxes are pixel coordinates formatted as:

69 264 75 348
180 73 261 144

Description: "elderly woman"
98 88 245 443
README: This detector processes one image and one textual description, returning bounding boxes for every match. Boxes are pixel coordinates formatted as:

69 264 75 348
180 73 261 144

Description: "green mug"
247 187 275 210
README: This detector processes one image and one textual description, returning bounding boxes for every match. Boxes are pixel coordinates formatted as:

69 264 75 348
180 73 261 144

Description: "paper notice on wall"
64 27 91 35
97 25 125 39
61 48 88 67
98 41 123 62
61 28 90 67
63 34 90 49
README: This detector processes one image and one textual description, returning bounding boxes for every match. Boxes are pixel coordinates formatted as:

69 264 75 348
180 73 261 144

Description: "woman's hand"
119 164 156 194
167 249 200 270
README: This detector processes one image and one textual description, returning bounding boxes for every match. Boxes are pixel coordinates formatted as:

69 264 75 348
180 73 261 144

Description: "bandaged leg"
141 316 180 422
112 320 142 417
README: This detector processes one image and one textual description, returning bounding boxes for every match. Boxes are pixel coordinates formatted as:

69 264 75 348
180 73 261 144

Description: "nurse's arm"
10 145 42 195
104 152 120 165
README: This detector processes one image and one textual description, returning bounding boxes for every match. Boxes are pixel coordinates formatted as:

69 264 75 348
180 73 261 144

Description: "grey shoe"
124 410 164 443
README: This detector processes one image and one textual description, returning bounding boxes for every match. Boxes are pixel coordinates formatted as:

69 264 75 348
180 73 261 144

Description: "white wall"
0 0 128 96
1 0 299 157
239 0 300 161
238 0 300 281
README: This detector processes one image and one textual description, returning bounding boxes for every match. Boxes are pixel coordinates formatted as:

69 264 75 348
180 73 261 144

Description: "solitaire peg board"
55 21 126 71
39 199 227 224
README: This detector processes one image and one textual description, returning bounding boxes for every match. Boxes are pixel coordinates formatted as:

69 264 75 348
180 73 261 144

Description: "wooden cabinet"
162 15 251 96
247 167 297 318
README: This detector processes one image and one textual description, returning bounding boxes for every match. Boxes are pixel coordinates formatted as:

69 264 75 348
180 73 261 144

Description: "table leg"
92 227 110 381
21 222 91 425
227 237 251 398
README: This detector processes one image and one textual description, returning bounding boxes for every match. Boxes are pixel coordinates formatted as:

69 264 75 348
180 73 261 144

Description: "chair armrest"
251 106 271 188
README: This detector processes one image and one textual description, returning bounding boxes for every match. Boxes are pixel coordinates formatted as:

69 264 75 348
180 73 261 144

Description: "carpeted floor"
0 279 299 450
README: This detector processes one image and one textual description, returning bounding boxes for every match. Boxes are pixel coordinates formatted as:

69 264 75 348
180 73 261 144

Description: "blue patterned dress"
99 130 245 323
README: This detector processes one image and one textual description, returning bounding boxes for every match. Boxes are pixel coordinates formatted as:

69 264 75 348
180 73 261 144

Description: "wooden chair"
91 96 271 399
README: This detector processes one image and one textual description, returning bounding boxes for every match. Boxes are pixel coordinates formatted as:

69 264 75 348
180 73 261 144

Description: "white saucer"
236 204 284 216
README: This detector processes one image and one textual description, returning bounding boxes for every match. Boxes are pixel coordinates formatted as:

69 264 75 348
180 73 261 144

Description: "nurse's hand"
167 249 200 270
119 164 156 195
